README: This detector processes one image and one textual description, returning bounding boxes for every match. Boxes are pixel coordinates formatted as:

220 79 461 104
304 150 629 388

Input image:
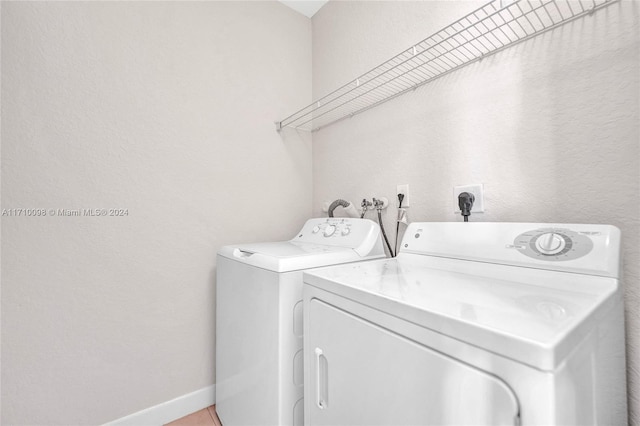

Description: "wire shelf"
276 0 617 132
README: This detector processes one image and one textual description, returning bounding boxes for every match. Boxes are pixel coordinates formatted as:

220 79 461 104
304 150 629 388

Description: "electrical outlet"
397 184 410 207
453 184 484 213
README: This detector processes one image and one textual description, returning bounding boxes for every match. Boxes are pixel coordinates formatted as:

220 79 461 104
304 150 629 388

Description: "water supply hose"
372 198 394 257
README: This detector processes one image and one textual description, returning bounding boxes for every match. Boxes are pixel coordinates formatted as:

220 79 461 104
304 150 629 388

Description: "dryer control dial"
535 232 565 255
513 228 593 261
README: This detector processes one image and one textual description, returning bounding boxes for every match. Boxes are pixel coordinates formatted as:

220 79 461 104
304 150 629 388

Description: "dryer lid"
303 255 621 370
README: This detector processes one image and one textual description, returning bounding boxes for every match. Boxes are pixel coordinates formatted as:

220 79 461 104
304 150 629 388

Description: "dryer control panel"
512 228 594 261
400 222 621 278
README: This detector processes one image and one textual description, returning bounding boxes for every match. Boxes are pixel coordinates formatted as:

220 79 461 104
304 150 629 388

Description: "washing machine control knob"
535 232 565 255
341 227 350 236
312 226 320 234
323 225 336 237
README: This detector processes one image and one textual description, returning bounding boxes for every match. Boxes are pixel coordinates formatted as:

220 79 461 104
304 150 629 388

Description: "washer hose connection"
360 199 373 218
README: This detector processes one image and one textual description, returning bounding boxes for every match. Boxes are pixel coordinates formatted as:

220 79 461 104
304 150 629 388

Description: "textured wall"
312 1 639 423
1 2 311 424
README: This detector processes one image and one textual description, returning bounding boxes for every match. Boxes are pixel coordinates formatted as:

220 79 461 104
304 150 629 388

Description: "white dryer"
216 218 384 426
303 222 627 425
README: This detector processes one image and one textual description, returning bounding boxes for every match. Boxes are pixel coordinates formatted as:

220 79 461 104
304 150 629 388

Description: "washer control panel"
295 218 384 257
311 220 352 238
513 228 594 261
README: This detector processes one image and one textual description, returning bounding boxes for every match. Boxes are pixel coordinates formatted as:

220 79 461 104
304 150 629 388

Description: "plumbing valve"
372 197 389 211
360 199 373 218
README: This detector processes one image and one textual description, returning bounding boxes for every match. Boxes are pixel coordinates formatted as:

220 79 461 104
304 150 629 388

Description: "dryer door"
306 299 520 426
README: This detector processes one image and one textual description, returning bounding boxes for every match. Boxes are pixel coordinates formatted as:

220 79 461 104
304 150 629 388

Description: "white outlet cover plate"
453 184 485 213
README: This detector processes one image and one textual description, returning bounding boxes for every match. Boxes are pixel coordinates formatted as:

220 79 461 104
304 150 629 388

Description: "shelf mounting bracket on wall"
276 0 618 133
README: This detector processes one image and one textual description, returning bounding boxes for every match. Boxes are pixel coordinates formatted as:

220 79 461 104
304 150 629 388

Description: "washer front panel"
514 228 594 261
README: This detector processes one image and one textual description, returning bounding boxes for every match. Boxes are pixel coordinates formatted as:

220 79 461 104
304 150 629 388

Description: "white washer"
303 222 627 425
216 218 384 426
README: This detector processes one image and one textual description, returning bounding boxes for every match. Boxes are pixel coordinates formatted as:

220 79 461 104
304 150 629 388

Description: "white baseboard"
105 385 215 426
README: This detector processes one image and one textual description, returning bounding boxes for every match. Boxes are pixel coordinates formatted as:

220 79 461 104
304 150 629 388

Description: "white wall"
1 2 311 424
312 1 640 423
3 0 639 424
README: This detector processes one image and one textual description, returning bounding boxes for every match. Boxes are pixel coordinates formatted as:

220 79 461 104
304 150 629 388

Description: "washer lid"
217 217 385 272
303 255 621 370
218 241 381 272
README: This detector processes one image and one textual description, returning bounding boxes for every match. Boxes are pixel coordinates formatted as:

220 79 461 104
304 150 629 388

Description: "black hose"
378 209 394 257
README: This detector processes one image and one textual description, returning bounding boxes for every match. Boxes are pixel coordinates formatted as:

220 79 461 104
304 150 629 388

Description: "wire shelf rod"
280 0 524 128
289 3 526 129
285 0 504 115
276 0 618 132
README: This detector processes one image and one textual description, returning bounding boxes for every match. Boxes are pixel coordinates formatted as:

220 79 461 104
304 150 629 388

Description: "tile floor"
165 405 222 426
